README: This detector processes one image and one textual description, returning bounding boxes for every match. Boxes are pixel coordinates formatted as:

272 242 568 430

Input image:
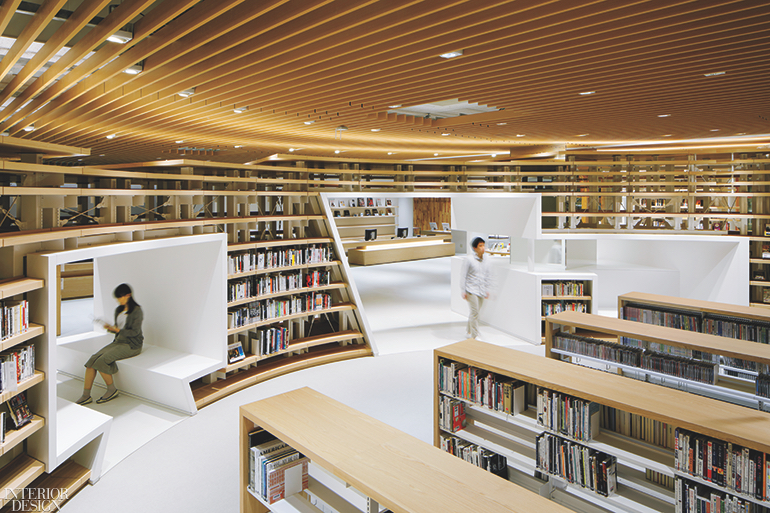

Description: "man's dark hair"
471 237 485 248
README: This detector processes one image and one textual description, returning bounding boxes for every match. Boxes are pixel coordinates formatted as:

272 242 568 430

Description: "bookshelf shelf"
0 324 44 352
0 371 45 404
21 459 91 513
227 261 340 280
227 282 347 307
672 470 770 509
227 303 356 336
0 453 46 508
0 415 45 457
228 238 333 251
0 277 44 299
435 339 770 512
240 387 572 513
749 280 770 287
543 295 592 300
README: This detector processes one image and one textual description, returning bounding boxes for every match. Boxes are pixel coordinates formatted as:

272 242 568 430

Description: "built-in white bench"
58 332 221 414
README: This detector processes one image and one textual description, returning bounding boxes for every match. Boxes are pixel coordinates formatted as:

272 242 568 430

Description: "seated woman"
76 283 144 405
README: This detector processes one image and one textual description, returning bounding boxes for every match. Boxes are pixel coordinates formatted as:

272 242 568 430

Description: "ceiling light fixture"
106 29 133 44
439 50 464 59
387 152 395 155
576 134 588 137
233 145 244 148
516 134 525 137
106 133 116 139
434 153 439 156
710 129 720 132
491 154 497 157
662 134 672 137
579 91 596 96
497 122 507 126
704 71 726 77
289 148 295 152
658 114 671 117
178 88 196 98
388 104 401 109
736 132 746 135
175 140 184 144
23 124 35 132
441 133 450 136
233 106 247 114
371 128 381 132
304 121 314 125
124 63 143 75
334 150 340 154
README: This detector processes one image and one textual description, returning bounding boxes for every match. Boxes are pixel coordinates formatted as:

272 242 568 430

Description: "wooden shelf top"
227 260 339 280
228 237 332 251
547 311 770 366
0 453 46 508
0 277 44 299
241 387 571 513
619 291 770 323
227 302 355 335
436 339 770 454
227 282 346 306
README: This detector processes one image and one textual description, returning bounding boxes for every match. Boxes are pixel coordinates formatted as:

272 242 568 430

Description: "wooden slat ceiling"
0 0 767 165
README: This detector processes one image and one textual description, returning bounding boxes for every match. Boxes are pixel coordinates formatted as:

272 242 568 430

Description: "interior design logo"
3 488 69 511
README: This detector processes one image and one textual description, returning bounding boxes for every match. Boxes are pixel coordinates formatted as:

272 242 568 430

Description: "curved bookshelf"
227 282 346 307
227 303 356 336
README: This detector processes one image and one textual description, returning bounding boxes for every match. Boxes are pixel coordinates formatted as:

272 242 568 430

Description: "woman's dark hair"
471 237 486 248
114 283 139 314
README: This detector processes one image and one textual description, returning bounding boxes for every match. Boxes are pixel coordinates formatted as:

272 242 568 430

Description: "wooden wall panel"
413 198 451 232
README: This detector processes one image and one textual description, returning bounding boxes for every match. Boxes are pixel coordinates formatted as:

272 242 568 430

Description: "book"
266 456 309 504
754 270 767 281
343 210 350 217
333 210 341 217
7 391 32 428
763 243 770 259
364 209 371 216
386 199 392 206
227 341 246 363
366 198 374 207
357 198 364 207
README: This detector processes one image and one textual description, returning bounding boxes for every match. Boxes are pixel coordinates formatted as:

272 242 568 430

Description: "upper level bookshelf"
436 339 770 513
240 386 571 513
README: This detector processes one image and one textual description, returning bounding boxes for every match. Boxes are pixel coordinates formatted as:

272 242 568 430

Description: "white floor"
60 257 541 512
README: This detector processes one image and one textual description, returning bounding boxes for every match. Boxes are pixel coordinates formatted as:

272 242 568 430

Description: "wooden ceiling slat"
0 0 200 134
0 0 157 122
0 0 114 107
0 0 23 39
0 0 70 84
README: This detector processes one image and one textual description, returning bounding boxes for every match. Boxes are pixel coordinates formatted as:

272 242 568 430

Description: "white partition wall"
26 233 227 481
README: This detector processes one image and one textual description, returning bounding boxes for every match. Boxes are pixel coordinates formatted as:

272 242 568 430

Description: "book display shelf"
436 339 770 513
750 238 770 307
542 278 593 340
240 386 571 513
544 311 770 411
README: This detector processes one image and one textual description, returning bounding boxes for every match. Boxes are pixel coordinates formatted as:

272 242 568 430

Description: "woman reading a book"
76 284 143 405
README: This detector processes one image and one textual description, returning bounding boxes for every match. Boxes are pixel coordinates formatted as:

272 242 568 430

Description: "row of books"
542 281 586 297
0 344 35 393
677 476 769 513
758 374 770 399
247 429 309 505
333 208 393 217
251 326 289 357
227 270 330 302
438 395 466 433
1 300 28 341
228 245 332 275
536 387 600 442
675 427 770 501
542 301 588 316
704 316 770 346
439 433 508 479
227 293 332 329
436 358 526 415
553 334 642 366
620 336 718 364
535 432 617 497
330 198 392 208
600 405 675 450
641 352 716 385
622 304 701 332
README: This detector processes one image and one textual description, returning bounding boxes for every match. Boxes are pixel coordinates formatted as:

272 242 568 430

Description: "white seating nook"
27 234 227 482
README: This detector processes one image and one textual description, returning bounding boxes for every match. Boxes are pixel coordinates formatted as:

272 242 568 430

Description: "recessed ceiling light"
124 63 143 75
233 145 244 148
99 154 105 156
24 124 35 132
576 134 588 137
289 148 295 152
658 114 671 117
516 134 525 137
106 30 133 44
175 140 184 144
579 91 596 96
178 88 196 98
441 133 450 136
439 50 463 59
662 134 672 137
736 132 746 135
233 107 247 114
434 153 439 156
388 104 401 109
704 71 726 77
710 129 720 132
496 122 507 126
334 150 340 154
387 152 395 155
371 128 381 132
304 121 314 125
491 154 497 157
106 133 116 139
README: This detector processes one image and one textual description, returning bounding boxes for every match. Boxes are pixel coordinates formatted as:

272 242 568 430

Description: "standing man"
460 237 492 339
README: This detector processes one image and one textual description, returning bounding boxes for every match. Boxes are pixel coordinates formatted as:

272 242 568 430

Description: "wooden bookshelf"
0 454 46 508
617 291 770 323
0 278 44 299
240 386 572 513
227 303 356 336
19 459 91 512
544 311 770 409
436 339 770 512
227 282 347 307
